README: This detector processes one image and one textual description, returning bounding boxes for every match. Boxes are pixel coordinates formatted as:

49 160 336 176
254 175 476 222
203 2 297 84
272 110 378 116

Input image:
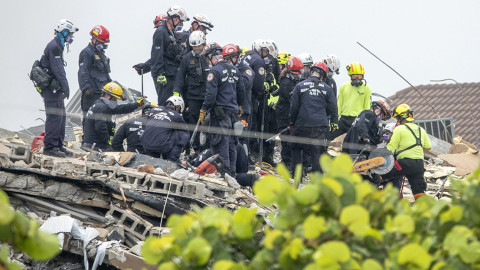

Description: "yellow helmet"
102 82 124 100
392 103 414 122
277 51 291 65
240 46 249 56
346 62 365 76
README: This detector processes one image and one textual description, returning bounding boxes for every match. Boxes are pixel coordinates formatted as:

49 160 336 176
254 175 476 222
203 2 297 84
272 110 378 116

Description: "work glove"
199 109 207 125
133 63 149 75
137 96 146 107
63 91 70 100
84 88 93 95
329 123 339 132
157 75 167 86
173 91 180 97
238 106 243 117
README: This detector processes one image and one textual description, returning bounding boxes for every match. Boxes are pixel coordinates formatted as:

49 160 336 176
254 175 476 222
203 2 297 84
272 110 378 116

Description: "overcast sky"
1 0 479 132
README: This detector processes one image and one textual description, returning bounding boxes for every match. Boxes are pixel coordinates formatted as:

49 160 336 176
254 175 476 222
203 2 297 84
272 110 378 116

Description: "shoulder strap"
395 124 422 156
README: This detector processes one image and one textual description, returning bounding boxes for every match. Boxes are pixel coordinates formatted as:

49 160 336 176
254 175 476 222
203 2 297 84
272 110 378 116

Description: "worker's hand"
137 96 146 107
329 123 338 132
199 109 207 125
63 91 70 100
157 75 167 86
172 91 180 97
362 137 370 142
238 106 243 117
288 125 293 131
133 63 147 75
85 89 92 95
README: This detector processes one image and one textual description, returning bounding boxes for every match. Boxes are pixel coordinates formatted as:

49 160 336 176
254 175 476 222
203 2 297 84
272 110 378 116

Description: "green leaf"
253 175 284 206
314 241 351 266
214 260 235 270
294 184 320 205
232 207 257 239
440 205 463 223
167 214 196 238
158 261 179 270
340 205 370 237
286 238 304 260
18 227 61 260
443 225 474 256
141 236 175 265
397 243 432 269
386 214 414 234
294 164 303 188
459 241 480 264
264 229 284 250
276 162 292 184
200 207 233 235
355 182 374 204
182 237 212 265
0 190 14 225
362 259 382 270
323 154 353 179
323 178 343 196
303 215 326 239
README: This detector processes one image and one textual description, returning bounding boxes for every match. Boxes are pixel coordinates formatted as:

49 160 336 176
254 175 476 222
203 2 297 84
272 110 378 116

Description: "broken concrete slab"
428 134 452 155
437 153 480 176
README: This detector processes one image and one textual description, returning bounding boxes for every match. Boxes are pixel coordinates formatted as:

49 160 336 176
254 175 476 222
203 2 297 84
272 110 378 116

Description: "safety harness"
394 124 422 157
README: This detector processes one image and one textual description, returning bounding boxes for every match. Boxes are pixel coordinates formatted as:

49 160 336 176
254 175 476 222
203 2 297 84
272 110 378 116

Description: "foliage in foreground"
142 154 480 269
0 189 60 270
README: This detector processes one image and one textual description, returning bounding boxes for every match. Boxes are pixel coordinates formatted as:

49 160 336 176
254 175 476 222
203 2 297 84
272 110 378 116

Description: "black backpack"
28 60 53 97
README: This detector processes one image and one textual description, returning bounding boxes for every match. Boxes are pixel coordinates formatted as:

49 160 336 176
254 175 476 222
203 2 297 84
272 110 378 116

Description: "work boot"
43 147 67 158
59 147 74 157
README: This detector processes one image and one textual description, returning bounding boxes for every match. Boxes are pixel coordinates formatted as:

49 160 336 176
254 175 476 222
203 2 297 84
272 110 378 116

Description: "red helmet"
90 25 110 43
222 44 240 58
311 62 328 75
204 42 222 58
286 56 303 74
153 14 167 28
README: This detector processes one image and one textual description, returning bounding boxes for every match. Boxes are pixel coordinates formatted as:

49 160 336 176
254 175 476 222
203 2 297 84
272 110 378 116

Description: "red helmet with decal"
222 44 240 58
311 62 329 75
90 25 110 43
286 56 303 74
153 14 167 28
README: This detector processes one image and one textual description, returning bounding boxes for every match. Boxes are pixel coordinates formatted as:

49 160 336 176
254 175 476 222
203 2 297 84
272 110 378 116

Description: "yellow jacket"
337 81 372 117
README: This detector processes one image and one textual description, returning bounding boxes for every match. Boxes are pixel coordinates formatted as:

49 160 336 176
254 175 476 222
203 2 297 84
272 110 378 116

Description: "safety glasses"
351 74 363 79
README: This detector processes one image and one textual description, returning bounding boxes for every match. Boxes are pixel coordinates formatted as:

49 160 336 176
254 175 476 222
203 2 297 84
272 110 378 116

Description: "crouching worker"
83 82 145 151
111 103 157 153
342 100 391 155
384 104 431 200
141 96 189 161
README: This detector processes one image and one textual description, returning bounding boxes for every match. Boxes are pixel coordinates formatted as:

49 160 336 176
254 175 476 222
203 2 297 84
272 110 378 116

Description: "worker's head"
101 82 125 101
310 62 329 80
166 96 185 113
142 102 158 116
347 62 365 87
392 103 414 123
382 122 397 142
371 100 391 121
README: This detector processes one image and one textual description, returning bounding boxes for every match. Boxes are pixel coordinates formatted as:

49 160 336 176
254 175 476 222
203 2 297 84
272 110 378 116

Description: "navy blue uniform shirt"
78 43 112 93
39 37 69 100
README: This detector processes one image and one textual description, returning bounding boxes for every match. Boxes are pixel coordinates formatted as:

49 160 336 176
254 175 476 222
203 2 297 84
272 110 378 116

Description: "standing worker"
332 62 372 139
39 19 79 158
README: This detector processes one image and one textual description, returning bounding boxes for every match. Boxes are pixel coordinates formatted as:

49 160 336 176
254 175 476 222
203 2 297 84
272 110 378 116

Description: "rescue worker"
173 30 209 148
342 100 391 155
141 96 189 161
177 14 213 52
332 62 372 139
289 62 337 174
275 56 303 168
385 104 431 200
132 5 189 105
298 52 313 79
40 19 78 158
153 14 167 28
78 25 112 129
111 103 156 153
276 51 291 70
323 54 341 97
83 82 145 152
199 43 245 177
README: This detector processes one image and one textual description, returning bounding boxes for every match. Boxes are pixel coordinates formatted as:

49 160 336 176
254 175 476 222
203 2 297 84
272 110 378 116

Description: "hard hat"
189 30 206 46
265 39 278 58
384 122 396 133
166 96 185 112
252 39 268 53
204 42 222 58
153 14 167 28
372 100 391 120
323 54 341 75
277 51 291 65
311 62 329 75
346 62 365 76
286 56 303 74
142 102 158 115
55 19 79 34
392 103 414 122
102 82 124 100
240 46 249 56
192 14 213 30
90 25 110 43
166 5 189 21
222 44 240 58
298 52 313 66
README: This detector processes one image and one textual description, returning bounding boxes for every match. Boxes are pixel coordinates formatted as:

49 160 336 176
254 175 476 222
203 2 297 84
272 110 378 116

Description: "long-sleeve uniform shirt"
337 81 372 117
78 43 111 93
236 60 254 115
241 50 266 99
111 116 148 153
290 76 338 127
342 110 382 154
148 23 185 78
39 38 69 101
387 123 431 160
173 52 210 100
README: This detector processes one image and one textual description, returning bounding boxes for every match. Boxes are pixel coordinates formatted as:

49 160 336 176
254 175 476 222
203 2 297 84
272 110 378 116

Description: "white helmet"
265 39 278 58
384 122 396 133
192 14 213 30
323 54 341 76
189 30 206 46
55 19 79 34
166 5 189 21
166 96 185 113
298 52 313 66
252 39 266 53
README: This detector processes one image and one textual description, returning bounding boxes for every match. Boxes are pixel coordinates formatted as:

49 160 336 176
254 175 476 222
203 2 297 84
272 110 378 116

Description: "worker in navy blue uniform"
177 14 213 53
298 52 313 80
199 43 245 177
132 5 189 106
39 19 78 158
78 25 112 126
275 56 304 169
323 54 341 98
83 82 145 152
173 30 209 149
141 96 189 161
111 104 156 153
342 101 391 155
290 62 338 173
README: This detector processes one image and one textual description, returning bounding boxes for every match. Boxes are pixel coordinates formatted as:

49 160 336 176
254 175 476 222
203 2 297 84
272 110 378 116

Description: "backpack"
28 60 52 97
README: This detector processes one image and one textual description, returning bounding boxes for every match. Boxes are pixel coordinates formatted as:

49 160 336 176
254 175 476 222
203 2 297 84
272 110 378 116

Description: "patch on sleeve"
246 69 253 76
207 73 214 81
258 67 265 76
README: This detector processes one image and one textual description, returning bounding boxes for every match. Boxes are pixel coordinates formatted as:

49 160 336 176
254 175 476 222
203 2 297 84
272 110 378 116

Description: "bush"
142 154 480 269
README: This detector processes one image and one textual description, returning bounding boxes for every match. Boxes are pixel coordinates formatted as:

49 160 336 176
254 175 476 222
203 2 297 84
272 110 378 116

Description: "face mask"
291 73 302 81
351 78 363 87
192 49 204 57
96 43 108 50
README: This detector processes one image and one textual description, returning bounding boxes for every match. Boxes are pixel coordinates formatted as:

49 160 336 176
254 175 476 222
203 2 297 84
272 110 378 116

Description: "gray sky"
1 0 479 132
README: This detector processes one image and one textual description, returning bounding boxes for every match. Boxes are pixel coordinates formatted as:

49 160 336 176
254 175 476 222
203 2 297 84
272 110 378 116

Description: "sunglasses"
351 74 363 79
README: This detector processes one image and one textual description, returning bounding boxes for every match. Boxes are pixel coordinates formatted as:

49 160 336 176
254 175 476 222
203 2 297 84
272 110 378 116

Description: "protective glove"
133 63 149 75
329 123 339 132
263 82 270 93
137 96 146 107
199 109 207 125
172 91 180 97
63 91 70 100
238 106 243 117
84 88 93 95
157 75 167 86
